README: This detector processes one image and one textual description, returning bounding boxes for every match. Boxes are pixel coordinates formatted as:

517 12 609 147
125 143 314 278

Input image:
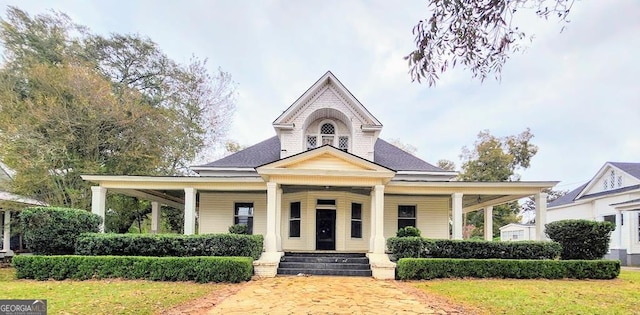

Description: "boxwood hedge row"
75 233 263 260
387 237 561 260
397 258 620 280
12 255 253 283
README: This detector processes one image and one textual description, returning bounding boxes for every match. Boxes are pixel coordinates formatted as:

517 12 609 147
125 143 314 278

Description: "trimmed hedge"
12 255 253 283
75 233 263 260
387 237 561 260
397 258 620 280
546 219 616 260
19 207 102 255
387 237 431 259
396 226 421 237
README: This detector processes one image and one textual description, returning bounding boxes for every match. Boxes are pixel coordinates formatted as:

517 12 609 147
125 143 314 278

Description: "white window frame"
304 119 350 152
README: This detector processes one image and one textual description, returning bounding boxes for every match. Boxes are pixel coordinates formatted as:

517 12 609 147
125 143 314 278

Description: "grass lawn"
412 270 640 315
0 268 230 314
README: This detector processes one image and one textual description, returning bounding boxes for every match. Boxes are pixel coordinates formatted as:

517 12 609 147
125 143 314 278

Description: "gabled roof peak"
272 71 382 128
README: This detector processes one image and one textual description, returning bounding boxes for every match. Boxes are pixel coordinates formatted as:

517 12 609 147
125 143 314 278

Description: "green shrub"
228 224 249 234
396 226 421 237
12 255 253 283
387 237 433 259
386 237 561 260
19 207 102 255
430 239 561 259
397 258 620 280
75 233 263 260
545 220 616 260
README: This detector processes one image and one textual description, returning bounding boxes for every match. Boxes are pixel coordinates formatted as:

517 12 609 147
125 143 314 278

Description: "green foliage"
387 237 560 260
405 0 574 86
12 255 253 283
545 220 616 260
429 240 561 259
387 237 433 259
397 258 620 280
18 207 101 255
396 226 421 237
228 224 250 235
436 159 456 171
75 233 263 260
459 129 538 182
105 195 151 234
458 129 538 237
0 7 235 216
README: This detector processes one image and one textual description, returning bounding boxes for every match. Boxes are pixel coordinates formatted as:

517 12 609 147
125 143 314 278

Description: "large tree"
458 128 538 237
0 7 236 232
406 0 575 86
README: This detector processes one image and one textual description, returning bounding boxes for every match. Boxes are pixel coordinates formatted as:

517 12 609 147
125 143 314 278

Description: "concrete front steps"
277 252 372 277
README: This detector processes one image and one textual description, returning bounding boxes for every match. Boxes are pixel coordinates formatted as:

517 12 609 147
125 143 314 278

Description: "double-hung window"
234 203 254 234
398 205 416 229
289 202 301 237
351 203 362 238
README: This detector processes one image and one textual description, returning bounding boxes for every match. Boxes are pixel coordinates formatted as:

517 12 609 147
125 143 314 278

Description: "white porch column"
373 185 386 254
2 211 12 255
183 188 197 235
275 186 283 251
265 182 278 253
91 186 107 232
484 206 494 241
535 192 548 241
252 182 283 278
369 188 376 252
452 193 463 240
151 202 160 234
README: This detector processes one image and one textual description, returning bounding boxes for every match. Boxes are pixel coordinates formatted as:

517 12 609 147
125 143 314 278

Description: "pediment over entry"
255 145 395 184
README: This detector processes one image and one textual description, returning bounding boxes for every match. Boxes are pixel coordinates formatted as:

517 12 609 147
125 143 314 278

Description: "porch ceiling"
110 188 190 210
282 185 372 196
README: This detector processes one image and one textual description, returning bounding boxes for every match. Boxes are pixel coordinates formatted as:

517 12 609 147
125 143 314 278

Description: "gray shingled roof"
548 161 640 208
197 136 281 168
197 137 446 172
610 162 640 180
548 183 587 208
373 139 444 172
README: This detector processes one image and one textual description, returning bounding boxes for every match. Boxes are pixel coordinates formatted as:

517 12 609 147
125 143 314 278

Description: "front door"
316 210 336 250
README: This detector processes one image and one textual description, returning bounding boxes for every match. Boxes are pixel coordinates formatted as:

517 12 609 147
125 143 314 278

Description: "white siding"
383 195 450 240
628 211 640 254
547 203 592 222
199 191 451 251
582 166 640 196
280 190 371 251
280 86 378 161
199 192 267 235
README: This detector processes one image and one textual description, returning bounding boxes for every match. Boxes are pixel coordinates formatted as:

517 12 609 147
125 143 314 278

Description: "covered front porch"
81 173 555 279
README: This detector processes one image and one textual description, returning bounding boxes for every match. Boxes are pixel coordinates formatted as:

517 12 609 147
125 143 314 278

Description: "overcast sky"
2 0 639 191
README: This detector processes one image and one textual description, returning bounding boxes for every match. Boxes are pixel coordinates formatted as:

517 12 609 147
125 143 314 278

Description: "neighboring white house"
499 223 536 241
0 162 47 258
82 71 557 279
547 162 640 266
